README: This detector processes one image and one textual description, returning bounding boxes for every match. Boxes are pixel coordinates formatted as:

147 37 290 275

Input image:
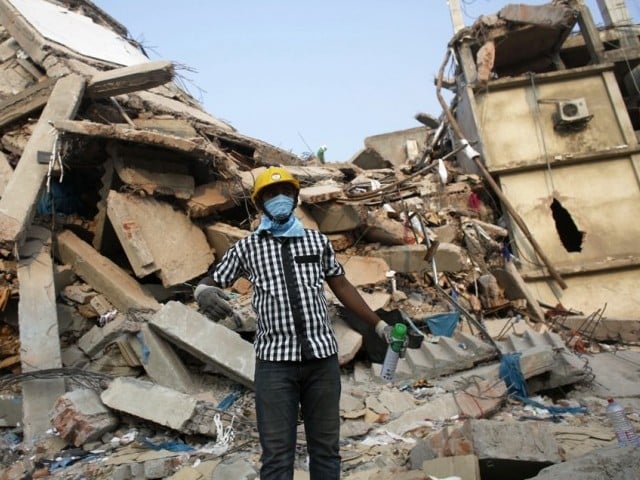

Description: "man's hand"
195 284 233 321
375 320 409 358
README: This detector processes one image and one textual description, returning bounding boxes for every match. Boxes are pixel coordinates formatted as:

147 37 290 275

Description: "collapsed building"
0 0 639 479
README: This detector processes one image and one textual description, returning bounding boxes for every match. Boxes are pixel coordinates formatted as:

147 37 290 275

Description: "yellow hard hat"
251 166 300 205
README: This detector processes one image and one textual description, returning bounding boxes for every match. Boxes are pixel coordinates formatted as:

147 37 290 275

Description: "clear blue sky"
92 1 637 162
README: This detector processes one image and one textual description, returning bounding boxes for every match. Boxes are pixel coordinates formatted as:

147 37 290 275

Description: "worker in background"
195 166 390 479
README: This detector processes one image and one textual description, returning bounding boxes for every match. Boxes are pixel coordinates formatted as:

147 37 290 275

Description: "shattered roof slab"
7 0 149 66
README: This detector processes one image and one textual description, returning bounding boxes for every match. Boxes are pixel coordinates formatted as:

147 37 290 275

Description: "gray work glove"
195 284 233 321
375 320 392 343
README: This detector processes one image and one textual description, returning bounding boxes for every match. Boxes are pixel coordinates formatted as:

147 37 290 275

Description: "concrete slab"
101 377 198 432
575 351 640 397
148 301 255 389
186 181 236 217
363 210 405 246
0 74 85 252
203 222 250 262
107 190 213 287
112 154 194 200
299 184 342 203
307 202 364 233
527 444 640 480
128 323 198 394
17 226 64 444
56 230 161 312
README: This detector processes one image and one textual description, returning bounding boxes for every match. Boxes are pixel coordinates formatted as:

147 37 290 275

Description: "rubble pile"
1 1 640 479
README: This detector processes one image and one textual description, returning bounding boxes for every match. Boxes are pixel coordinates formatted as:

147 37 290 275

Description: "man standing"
195 166 389 479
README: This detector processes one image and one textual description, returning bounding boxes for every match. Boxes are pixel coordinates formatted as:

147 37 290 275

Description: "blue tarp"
499 352 528 398
423 311 459 337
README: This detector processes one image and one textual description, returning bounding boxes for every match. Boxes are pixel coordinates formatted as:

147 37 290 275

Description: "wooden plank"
0 74 85 253
86 60 174 98
17 226 65 445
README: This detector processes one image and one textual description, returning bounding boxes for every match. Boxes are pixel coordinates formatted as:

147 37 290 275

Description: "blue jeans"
255 355 341 480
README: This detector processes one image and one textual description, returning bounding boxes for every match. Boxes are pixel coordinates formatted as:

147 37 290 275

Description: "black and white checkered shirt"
210 229 345 362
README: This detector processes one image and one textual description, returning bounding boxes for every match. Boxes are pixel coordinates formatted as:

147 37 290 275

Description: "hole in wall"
550 198 584 252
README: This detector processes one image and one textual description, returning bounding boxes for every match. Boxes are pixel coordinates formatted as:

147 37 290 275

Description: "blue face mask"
263 194 295 223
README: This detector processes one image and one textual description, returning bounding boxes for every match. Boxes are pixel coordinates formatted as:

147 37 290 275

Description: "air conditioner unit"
554 98 593 128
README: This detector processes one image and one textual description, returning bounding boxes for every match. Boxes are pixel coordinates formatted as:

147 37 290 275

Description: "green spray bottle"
380 323 407 382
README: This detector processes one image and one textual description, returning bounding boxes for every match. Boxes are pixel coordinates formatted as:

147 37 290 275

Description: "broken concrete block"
333 317 363 365
113 151 194 200
53 263 76 294
101 377 222 437
295 204 319 230
77 314 129 358
61 284 95 305
132 117 198 138
101 377 198 433
148 301 255 388
143 455 185 479
306 202 363 233
364 127 428 166
128 323 197 394
373 243 468 274
56 303 91 337
56 230 161 312
327 231 356 251
372 244 429 273
340 391 365 413
434 242 469 273
51 389 119 447
431 223 458 244
89 294 115 316
299 184 343 203
351 147 392 170
186 181 237 218
61 345 90 368
203 222 250 262
107 190 213 287
363 210 406 246
421 455 481 480
339 255 389 287
377 388 417 419
424 419 561 465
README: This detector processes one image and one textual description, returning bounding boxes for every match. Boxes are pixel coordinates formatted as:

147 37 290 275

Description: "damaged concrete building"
0 0 639 479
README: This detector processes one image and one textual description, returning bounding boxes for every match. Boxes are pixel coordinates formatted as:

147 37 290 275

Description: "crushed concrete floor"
1 344 640 479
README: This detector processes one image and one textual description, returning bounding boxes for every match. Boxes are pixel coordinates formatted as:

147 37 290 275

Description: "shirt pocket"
294 254 322 286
